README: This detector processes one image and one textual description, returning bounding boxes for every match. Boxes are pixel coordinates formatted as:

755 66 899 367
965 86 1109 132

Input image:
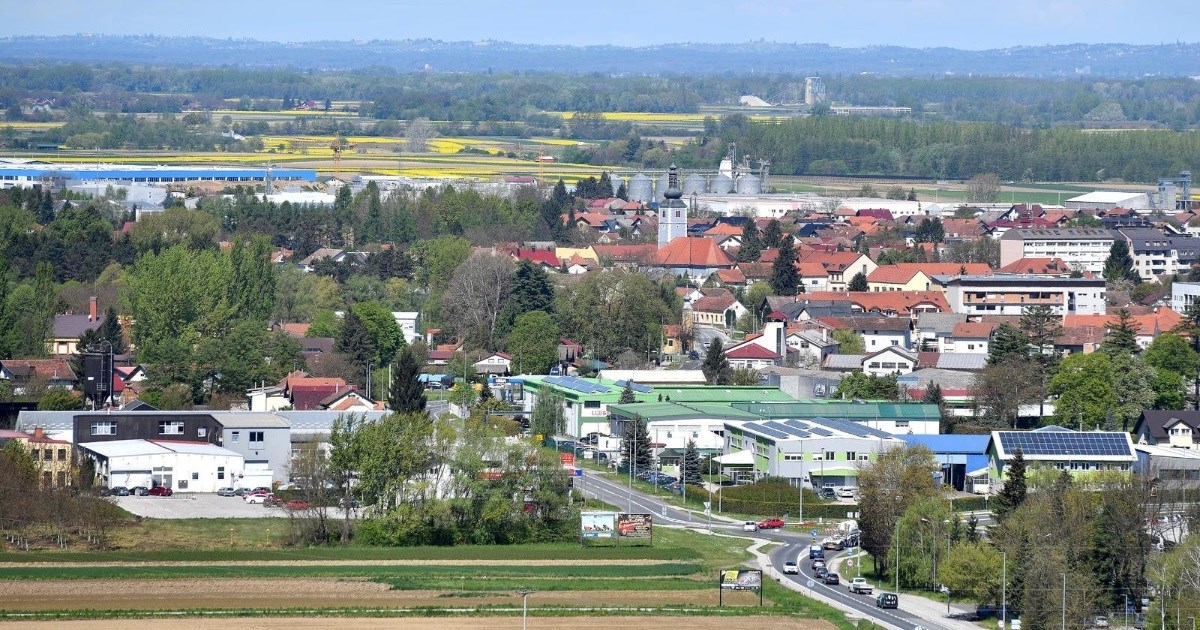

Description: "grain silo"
628 173 653 203
736 173 762 195
710 174 733 194
683 173 707 196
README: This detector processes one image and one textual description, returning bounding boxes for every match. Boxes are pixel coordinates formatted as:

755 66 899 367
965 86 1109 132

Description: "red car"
758 518 786 529
147 486 173 497
285 499 311 510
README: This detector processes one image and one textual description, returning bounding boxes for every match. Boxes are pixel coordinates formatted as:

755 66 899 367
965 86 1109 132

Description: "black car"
814 565 827 579
110 486 130 496
820 488 837 500
823 572 840 585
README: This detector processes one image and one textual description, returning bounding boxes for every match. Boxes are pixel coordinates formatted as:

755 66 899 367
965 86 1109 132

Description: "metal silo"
683 173 707 196
628 173 653 203
737 173 762 195
711 174 733 194
655 172 670 201
609 174 624 197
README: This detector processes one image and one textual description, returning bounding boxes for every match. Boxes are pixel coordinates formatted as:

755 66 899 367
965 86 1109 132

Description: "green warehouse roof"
607 402 762 422
732 401 941 420
521 375 797 406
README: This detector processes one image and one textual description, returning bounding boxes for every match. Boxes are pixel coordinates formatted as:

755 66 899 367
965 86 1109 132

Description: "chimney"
33 427 44 440
89 296 98 322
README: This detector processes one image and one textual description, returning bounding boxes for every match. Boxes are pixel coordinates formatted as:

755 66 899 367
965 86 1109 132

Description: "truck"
848 577 874 595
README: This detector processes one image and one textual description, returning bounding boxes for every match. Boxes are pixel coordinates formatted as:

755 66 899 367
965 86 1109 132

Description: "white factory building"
78 439 244 493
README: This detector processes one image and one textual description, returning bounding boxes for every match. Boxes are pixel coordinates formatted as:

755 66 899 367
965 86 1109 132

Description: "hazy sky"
4 0 1196 49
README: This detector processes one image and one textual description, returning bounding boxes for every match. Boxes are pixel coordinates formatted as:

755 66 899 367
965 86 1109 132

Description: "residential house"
0 358 78 395
867 263 992 293
913 313 969 352
688 292 748 329
1062 309 1184 350
320 388 383 412
661 325 684 358
1134 410 1200 450
554 247 599 268
427 343 462 366
936 274 1107 316
46 297 103 356
283 375 351 411
998 228 1114 274
393 312 421 344
473 352 513 375
944 322 999 354
797 251 877 291
862 346 917 376
297 248 348 272
592 244 657 268
941 219 989 242
513 248 561 270
714 267 748 289
724 344 781 370
786 327 840 367
0 427 75 489
829 315 912 351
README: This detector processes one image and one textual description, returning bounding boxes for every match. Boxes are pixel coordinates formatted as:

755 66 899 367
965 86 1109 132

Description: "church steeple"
658 164 688 247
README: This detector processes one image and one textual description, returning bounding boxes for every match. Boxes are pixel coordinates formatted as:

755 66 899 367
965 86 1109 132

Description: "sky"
3 0 1197 49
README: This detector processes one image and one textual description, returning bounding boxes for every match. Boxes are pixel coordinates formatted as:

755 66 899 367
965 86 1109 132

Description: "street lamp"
1001 551 1007 630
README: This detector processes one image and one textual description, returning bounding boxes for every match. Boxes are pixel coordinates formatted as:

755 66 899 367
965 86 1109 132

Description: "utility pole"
1001 552 1007 630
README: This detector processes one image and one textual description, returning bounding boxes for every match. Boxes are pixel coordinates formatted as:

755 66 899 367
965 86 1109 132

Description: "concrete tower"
658 164 688 247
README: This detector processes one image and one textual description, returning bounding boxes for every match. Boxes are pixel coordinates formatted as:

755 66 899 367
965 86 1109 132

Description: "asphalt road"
580 469 961 630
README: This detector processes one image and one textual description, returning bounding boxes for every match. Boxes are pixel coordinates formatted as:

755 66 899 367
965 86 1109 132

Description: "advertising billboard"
719 569 762 591
580 511 616 539
617 513 652 540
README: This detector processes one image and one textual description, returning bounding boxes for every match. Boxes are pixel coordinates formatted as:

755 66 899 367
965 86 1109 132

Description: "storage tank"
710 174 733 194
736 174 762 195
655 172 670 201
609 174 624 197
683 173 707 196
627 173 653 204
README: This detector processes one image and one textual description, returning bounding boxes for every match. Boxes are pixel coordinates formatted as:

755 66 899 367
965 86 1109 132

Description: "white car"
836 487 856 499
245 493 271 504
783 561 799 574
742 521 758 532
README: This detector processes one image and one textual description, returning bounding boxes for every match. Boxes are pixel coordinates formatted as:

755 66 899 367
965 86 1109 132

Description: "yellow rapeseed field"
0 121 66 130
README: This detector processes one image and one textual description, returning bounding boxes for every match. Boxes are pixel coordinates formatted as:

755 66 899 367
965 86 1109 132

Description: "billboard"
617 513 652 540
719 569 762 591
581 511 616 539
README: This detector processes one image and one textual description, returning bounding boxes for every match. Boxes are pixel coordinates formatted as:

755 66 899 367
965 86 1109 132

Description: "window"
57 448 67 461
217 466 225 480
584 401 600 409
90 421 116 436
43 471 51 487
43 449 52 461
197 427 207 438
896 420 909 428
192 472 199 480
159 420 184 435
57 471 66 487
231 431 240 443
823 451 835 460
249 431 264 444
845 451 857 461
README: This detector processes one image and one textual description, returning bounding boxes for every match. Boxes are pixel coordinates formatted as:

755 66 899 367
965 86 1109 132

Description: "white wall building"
998 228 1114 274
392 312 421 344
1172 282 1200 314
936 274 1107 316
1064 191 1152 211
79 439 244 493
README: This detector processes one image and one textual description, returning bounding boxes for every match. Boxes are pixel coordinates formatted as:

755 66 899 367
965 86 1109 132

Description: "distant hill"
1 36 1199 77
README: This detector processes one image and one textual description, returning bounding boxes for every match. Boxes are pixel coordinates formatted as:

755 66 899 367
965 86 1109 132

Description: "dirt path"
0 616 835 630
0 559 680 569
0 578 766 612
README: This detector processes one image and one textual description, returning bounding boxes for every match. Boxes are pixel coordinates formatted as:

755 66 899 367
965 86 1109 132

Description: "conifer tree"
388 345 426 413
993 448 1027 522
770 237 799 295
683 439 702 484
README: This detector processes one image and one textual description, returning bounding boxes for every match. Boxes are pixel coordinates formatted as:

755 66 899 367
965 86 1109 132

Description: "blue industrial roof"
0 164 315 182
900 434 991 455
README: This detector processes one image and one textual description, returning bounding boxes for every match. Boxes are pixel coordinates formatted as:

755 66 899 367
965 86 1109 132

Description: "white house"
862 346 917 377
943 322 997 354
392 311 421 344
78 439 244 493
936 274 1107 316
998 228 1113 274
473 352 513 375
1172 282 1200 314
724 344 780 370
787 329 840 366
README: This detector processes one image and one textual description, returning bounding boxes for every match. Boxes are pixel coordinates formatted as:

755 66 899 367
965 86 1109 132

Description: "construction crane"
330 132 355 180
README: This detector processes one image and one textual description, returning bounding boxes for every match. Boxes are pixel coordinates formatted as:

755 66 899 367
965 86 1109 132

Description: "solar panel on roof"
998 431 1131 457
747 422 791 440
614 380 653 394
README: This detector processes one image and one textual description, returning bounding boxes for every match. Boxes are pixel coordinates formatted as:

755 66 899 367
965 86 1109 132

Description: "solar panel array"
613 380 653 394
543 375 613 394
997 431 1132 457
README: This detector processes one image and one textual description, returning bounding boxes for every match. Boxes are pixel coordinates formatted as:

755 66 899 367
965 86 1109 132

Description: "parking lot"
113 494 293 519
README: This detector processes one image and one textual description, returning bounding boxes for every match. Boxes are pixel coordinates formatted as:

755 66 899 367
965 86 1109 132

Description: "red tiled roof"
704 223 743 236
514 249 560 266
797 250 868 273
1063 310 1184 337
691 294 739 313
0 358 77 381
593 244 657 262
941 219 987 238
998 257 1076 275
281 323 310 337
654 237 735 268
738 262 772 279
724 344 780 360
952 322 999 339
716 268 747 284
868 263 992 284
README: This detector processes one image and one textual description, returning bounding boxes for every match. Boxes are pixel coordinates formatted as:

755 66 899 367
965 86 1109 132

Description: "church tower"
657 164 688 247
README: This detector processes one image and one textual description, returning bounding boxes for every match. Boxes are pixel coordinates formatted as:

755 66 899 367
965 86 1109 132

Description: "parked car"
263 494 283 507
783 561 799 574
742 521 758 532
1093 616 1109 628
245 492 271 504
848 577 874 595
131 486 149 496
285 499 311 510
758 518 785 529
216 487 237 497
233 488 248 496
836 487 856 499
147 486 172 497
820 487 837 500
252 486 271 494
110 486 130 496
823 572 840 585
876 593 899 609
